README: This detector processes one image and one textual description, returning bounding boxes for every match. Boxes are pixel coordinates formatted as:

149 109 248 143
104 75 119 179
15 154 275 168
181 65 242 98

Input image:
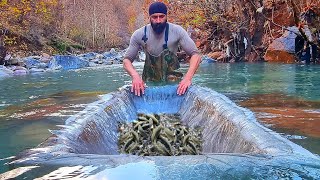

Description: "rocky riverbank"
0 48 147 78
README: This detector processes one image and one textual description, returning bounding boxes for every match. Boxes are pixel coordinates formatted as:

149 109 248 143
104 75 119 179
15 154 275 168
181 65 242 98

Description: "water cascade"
11 85 320 179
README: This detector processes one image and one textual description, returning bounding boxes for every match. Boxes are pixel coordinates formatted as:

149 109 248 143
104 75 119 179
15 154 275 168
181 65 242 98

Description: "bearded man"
123 2 201 96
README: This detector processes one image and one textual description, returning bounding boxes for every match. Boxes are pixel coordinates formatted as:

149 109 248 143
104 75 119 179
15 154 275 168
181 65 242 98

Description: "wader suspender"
142 25 148 43
141 23 182 82
142 23 169 49
163 23 169 49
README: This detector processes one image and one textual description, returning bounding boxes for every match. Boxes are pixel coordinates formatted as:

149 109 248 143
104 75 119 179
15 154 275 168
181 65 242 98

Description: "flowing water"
0 62 320 179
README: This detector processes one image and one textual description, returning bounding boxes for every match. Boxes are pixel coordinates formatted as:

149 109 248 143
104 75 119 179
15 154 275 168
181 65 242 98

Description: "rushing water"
0 62 320 179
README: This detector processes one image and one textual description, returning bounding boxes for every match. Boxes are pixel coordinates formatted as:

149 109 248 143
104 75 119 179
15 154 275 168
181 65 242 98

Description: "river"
0 62 319 178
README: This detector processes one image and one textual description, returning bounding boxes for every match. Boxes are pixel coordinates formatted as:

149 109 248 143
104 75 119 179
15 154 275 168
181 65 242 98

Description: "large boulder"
23 57 46 69
48 55 89 70
264 26 312 63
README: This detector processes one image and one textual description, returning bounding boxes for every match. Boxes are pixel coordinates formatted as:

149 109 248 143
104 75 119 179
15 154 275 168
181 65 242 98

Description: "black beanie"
149 2 167 16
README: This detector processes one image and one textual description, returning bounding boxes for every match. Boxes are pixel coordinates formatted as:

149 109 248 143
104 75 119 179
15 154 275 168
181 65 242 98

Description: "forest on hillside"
0 0 320 63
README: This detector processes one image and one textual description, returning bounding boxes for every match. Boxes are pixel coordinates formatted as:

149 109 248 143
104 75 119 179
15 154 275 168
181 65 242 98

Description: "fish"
154 141 171 156
146 114 159 125
131 130 140 141
118 113 202 156
159 134 173 152
151 125 162 143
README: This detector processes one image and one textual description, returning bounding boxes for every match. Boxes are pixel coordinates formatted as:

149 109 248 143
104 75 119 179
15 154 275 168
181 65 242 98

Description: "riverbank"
0 48 137 78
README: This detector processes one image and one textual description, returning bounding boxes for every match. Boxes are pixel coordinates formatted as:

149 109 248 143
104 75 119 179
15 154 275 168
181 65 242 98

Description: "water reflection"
239 93 320 154
195 63 320 100
294 65 320 100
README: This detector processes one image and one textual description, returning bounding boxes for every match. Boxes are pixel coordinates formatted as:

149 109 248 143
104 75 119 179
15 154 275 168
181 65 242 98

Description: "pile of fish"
118 113 202 156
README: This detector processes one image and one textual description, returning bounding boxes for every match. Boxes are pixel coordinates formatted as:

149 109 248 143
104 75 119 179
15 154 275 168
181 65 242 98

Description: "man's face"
150 13 167 34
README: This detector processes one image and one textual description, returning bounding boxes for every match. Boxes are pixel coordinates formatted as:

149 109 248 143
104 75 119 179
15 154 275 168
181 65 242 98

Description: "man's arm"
177 53 201 95
176 25 202 95
123 29 146 96
123 58 145 96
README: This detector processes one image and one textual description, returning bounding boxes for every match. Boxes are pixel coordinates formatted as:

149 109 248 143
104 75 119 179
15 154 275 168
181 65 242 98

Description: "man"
123 2 201 96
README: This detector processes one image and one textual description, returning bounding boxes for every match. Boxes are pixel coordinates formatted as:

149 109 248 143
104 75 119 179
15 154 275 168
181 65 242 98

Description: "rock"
88 62 99 67
103 59 113 65
102 51 113 59
48 55 89 70
264 50 296 63
24 56 48 69
217 53 227 61
13 67 28 75
8 56 21 65
29 68 45 73
40 53 52 63
264 26 312 63
90 58 100 63
4 54 11 61
79 52 99 60
201 56 216 64
207 51 223 59
112 60 121 64
37 62 48 69
14 66 27 70
246 52 259 62
102 49 122 61
24 57 42 69
0 65 13 77
263 0 295 27
109 48 117 54
96 54 104 59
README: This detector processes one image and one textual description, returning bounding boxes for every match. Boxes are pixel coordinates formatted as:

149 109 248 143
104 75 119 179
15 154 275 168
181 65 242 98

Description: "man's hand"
177 78 192 95
176 53 201 95
132 75 146 96
123 59 146 96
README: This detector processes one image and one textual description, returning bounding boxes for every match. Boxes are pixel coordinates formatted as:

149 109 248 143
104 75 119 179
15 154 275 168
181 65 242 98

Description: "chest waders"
141 23 183 82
